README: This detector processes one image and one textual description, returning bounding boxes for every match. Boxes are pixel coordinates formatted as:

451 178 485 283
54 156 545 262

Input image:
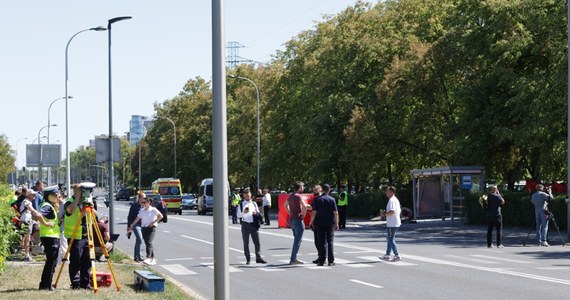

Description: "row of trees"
1 0 567 193
141 0 568 192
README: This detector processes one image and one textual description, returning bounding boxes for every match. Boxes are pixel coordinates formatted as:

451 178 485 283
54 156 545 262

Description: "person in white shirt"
262 189 272 225
128 194 163 265
381 186 402 262
20 189 40 262
237 188 267 264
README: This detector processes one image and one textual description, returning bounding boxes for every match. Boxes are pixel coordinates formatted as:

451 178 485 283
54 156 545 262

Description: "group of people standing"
235 181 403 266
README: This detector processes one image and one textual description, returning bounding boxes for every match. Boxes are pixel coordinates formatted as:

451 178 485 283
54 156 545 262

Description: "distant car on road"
181 194 197 210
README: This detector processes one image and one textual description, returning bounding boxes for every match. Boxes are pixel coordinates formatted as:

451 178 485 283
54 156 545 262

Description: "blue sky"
0 0 364 168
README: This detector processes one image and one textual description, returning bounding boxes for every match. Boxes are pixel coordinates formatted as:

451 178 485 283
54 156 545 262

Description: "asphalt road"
100 201 570 300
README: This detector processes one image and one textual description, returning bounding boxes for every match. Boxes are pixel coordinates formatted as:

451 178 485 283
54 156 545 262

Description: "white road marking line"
343 250 373 254
181 235 243 254
161 264 198 275
471 254 532 264
537 267 570 270
358 256 417 266
333 258 373 268
164 257 194 261
350 279 383 289
163 230 171 233
404 254 570 286
444 255 499 265
201 262 242 273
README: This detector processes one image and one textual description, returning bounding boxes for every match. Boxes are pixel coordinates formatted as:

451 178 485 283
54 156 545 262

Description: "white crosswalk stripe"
333 258 374 268
201 262 243 273
161 264 198 275
358 256 417 266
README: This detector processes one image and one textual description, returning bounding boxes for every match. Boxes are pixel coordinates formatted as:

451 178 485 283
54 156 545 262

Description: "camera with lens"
80 182 97 206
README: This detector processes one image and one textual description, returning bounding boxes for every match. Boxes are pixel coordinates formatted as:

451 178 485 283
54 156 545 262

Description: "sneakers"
497 244 504 248
149 258 157 265
143 258 154 265
392 255 401 262
540 241 550 247
380 255 391 261
24 255 35 262
289 259 304 265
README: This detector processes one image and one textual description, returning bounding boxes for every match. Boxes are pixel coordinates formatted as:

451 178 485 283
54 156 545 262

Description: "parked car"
181 194 197 210
116 187 135 201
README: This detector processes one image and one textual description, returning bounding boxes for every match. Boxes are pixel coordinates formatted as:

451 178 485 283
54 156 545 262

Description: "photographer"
531 184 552 247
485 186 505 248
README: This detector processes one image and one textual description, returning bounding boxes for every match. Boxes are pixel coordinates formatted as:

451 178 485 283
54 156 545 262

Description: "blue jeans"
290 218 304 261
133 225 143 260
385 227 399 256
535 211 549 243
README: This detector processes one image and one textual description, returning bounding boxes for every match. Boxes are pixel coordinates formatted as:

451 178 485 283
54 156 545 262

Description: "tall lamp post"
48 96 71 184
228 75 261 190
108 16 132 236
65 26 106 197
156 116 177 178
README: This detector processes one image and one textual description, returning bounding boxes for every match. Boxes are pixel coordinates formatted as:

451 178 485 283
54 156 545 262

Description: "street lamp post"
65 26 106 198
108 16 132 236
48 96 71 184
38 124 57 183
156 116 177 178
228 75 261 190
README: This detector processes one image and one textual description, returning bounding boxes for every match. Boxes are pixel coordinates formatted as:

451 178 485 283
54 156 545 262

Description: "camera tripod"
54 205 122 293
523 211 566 246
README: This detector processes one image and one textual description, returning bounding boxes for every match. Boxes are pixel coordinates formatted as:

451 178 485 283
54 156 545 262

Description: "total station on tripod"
79 182 97 207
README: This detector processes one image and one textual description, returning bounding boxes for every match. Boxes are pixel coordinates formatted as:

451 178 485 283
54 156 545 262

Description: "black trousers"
39 237 59 289
487 215 503 246
338 206 347 228
68 237 90 288
241 222 261 261
315 225 334 263
141 226 157 258
263 206 271 225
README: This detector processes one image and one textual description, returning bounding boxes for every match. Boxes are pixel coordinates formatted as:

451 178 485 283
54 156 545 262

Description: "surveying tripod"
54 205 121 294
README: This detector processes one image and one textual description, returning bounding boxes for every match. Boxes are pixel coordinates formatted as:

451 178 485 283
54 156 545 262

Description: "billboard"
26 144 62 167
95 137 121 163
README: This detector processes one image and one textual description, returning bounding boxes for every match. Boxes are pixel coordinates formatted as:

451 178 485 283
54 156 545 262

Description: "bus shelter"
411 166 484 221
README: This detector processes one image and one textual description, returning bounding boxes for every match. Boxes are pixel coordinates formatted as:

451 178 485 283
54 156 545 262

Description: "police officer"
337 185 349 229
64 184 91 289
37 190 60 290
231 191 241 224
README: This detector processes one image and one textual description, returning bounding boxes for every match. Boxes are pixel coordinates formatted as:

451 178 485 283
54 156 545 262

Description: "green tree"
0 134 15 182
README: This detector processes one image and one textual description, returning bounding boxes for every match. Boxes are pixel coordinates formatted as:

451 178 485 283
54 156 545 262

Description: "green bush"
465 191 567 230
0 184 21 273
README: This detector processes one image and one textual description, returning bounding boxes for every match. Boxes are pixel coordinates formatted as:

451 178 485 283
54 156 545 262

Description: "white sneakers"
143 258 157 265
540 241 550 247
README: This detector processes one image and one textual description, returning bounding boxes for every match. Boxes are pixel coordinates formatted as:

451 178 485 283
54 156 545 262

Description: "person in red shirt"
284 181 307 265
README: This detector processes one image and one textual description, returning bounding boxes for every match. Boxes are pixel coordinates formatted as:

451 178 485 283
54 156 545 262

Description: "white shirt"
237 200 259 223
262 193 271 207
386 196 401 227
137 206 161 227
19 199 33 223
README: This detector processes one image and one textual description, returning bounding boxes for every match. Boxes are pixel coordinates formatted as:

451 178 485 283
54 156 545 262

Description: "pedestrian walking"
309 184 338 266
128 193 163 265
381 186 402 262
237 187 267 264
337 185 349 229
485 186 505 248
37 191 60 290
531 184 552 246
284 181 307 265
262 188 272 225
310 184 322 262
127 193 145 262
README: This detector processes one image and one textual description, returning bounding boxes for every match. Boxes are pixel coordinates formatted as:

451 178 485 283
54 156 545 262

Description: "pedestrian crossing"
157 250 561 278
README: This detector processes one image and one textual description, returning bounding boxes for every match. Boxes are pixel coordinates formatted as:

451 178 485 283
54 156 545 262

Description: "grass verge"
0 250 191 300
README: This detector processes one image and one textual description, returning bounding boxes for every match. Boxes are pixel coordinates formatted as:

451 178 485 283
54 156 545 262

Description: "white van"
197 178 230 215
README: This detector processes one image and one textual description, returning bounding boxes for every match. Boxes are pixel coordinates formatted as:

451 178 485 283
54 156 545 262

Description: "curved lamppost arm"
64 26 106 197
228 75 261 189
